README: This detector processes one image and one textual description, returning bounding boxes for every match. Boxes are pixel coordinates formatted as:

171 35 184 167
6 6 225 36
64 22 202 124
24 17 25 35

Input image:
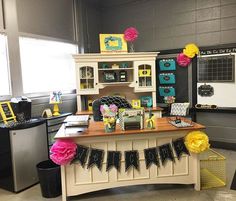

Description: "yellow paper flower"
183 43 199 58
185 131 210 153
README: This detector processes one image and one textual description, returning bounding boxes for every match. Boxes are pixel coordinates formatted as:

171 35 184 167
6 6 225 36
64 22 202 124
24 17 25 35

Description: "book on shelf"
64 115 89 128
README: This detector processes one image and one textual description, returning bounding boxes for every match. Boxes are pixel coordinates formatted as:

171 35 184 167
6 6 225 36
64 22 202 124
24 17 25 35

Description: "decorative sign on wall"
198 84 214 97
99 34 128 53
200 47 236 55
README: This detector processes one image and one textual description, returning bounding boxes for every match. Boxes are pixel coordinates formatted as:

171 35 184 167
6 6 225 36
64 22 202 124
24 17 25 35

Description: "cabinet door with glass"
133 60 156 92
76 63 99 95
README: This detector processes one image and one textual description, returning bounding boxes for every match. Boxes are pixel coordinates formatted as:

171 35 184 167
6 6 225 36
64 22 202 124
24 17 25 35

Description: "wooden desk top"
55 117 205 139
76 107 163 115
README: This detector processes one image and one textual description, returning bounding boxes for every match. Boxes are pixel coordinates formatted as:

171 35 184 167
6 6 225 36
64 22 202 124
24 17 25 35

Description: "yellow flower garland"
185 131 210 153
183 43 199 58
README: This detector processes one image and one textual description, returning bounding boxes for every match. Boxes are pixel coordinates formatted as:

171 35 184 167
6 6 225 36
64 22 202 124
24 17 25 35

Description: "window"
0 34 11 96
19 37 77 94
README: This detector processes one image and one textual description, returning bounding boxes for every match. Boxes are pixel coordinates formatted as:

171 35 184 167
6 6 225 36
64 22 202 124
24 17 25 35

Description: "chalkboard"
156 57 189 104
0 102 16 124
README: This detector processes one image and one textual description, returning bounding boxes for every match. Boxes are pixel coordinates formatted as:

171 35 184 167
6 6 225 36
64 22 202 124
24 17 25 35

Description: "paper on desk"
64 115 89 122
64 127 85 136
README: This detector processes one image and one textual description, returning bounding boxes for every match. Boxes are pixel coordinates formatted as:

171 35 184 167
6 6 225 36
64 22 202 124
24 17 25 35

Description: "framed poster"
99 34 128 53
0 101 16 124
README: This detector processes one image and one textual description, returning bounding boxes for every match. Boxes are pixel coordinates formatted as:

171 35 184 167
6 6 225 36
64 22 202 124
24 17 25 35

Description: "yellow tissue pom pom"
183 43 199 58
185 131 210 153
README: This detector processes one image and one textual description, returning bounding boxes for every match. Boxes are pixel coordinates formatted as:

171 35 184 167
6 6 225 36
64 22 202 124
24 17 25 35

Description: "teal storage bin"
159 73 175 84
159 86 175 96
159 59 176 71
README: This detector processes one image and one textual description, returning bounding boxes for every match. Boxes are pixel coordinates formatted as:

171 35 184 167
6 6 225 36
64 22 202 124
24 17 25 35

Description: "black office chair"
92 96 132 121
231 171 236 190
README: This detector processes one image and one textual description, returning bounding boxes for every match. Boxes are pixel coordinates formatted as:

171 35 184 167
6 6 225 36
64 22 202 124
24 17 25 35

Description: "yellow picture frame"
132 99 141 109
99 34 128 54
138 69 151 77
0 101 16 124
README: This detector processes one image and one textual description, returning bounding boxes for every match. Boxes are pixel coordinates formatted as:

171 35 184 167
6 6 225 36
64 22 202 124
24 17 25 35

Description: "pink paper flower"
50 139 77 165
124 27 139 42
177 53 191 67
109 104 118 113
100 104 118 117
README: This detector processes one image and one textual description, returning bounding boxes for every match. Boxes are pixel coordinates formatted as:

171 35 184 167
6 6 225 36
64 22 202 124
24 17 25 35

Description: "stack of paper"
64 115 89 128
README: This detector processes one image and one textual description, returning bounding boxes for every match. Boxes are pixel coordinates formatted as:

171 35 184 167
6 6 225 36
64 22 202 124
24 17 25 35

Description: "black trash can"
36 160 61 198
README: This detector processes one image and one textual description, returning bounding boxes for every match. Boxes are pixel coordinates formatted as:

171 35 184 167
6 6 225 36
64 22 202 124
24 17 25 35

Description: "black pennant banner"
172 138 190 160
125 150 139 171
87 148 104 170
144 147 160 169
106 151 121 171
159 143 175 165
72 145 89 167
74 141 189 172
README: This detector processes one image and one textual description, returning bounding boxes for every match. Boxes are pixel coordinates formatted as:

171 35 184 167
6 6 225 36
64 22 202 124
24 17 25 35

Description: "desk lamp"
49 91 62 116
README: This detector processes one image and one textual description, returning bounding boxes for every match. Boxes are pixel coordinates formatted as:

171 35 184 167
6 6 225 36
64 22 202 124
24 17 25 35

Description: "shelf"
99 82 132 85
98 68 133 71
80 78 94 79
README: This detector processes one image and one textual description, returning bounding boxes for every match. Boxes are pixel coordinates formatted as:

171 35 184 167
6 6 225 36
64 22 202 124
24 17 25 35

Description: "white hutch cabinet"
73 52 159 112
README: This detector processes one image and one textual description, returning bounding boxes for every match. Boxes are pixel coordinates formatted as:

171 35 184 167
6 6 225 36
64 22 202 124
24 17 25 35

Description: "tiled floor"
1 149 236 201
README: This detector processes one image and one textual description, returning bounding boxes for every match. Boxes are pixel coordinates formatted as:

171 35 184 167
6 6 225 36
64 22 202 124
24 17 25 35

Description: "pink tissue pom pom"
177 53 191 67
109 104 118 113
124 27 139 42
50 139 77 165
100 105 105 114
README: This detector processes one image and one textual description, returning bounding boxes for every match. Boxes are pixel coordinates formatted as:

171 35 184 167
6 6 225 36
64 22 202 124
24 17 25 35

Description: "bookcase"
73 52 159 113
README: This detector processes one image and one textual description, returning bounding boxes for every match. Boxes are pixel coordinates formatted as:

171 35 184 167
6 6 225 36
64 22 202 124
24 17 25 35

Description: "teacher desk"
55 117 205 201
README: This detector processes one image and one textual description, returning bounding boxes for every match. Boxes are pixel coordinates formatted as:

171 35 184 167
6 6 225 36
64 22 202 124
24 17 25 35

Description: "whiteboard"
197 53 236 108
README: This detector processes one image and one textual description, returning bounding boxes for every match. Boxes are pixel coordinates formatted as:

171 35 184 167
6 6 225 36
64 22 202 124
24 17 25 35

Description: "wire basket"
199 149 226 189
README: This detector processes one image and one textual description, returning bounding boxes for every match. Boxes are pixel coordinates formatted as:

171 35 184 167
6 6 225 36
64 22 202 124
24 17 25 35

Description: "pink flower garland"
50 139 77 165
124 27 139 42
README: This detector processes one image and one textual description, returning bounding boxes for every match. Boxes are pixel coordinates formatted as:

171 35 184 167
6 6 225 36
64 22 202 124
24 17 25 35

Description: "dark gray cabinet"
45 113 72 154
